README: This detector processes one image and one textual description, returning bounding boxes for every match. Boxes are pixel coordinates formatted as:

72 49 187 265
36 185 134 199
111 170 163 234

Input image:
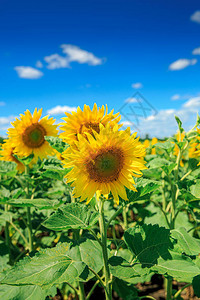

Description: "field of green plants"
0 105 200 300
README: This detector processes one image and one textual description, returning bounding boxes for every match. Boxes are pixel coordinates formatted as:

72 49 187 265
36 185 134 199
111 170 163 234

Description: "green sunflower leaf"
1 243 88 287
42 203 99 230
0 285 56 300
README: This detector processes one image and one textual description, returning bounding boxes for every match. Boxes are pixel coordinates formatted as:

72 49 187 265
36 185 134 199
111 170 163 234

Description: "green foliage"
1 243 88 286
0 285 56 300
43 203 99 230
45 136 68 153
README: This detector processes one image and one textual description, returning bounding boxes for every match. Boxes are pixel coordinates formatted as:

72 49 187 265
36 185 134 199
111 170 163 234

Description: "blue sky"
0 0 200 138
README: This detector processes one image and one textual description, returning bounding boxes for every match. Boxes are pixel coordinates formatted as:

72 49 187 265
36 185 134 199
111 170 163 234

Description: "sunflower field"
0 105 200 300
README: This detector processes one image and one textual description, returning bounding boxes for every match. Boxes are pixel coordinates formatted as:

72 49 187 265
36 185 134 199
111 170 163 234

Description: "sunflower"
62 124 147 205
151 137 158 155
7 108 58 160
0 139 25 173
59 103 121 144
189 128 200 165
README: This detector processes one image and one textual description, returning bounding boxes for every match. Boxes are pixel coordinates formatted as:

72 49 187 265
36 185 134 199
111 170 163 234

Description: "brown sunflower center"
86 147 124 183
22 123 46 148
79 122 100 136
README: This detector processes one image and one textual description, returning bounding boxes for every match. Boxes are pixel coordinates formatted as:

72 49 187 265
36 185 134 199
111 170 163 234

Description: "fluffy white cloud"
0 115 16 125
122 96 200 138
171 94 180 101
44 54 69 70
47 105 77 115
132 82 143 89
169 59 197 70
192 47 200 55
191 11 200 24
36 60 43 68
183 96 200 110
125 97 138 103
61 44 103 66
14 66 43 79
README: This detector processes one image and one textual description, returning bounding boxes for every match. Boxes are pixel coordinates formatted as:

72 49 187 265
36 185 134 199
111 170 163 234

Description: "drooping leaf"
113 278 139 300
1 243 87 287
127 179 160 202
190 180 200 199
67 235 104 281
171 227 200 256
124 224 172 267
175 116 184 133
14 153 34 166
109 256 149 284
0 285 56 300
43 203 99 231
151 250 200 283
3 198 61 210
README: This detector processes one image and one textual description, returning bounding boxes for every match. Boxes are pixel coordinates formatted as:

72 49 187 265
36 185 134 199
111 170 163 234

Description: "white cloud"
191 11 200 24
36 60 43 68
192 47 200 55
169 59 197 70
171 94 180 101
125 97 139 103
183 96 200 110
0 116 16 125
0 101 5 106
44 54 69 70
132 82 143 89
47 105 77 115
14 66 43 79
61 44 103 66
123 96 200 138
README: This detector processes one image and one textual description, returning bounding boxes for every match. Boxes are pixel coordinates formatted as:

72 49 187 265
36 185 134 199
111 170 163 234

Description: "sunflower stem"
25 166 34 252
72 228 86 300
122 206 128 230
98 199 112 300
5 204 12 264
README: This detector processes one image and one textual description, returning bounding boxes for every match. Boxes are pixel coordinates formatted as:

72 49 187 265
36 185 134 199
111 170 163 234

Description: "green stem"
24 165 34 252
122 206 128 230
173 283 191 299
139 296 157 300
166 277 172 300
180 169 192 181
106 205 123 229
78 282 85 300
72 229 86 300
5 204 12 264
27 207 33 251
150 199 171 229
86 276 104 300
98 199 112 300
9 220 29 246
88 228 103 247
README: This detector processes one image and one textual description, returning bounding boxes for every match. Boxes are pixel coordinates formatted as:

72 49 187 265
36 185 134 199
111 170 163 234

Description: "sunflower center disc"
22 123 46 148
86 148 124 182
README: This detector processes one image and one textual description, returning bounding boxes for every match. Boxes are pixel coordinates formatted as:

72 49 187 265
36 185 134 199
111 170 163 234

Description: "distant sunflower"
60 103 121 144
8 108 58 160
151 137 158 155
62 124 147 204
0 139 25 173
189 128 200 165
